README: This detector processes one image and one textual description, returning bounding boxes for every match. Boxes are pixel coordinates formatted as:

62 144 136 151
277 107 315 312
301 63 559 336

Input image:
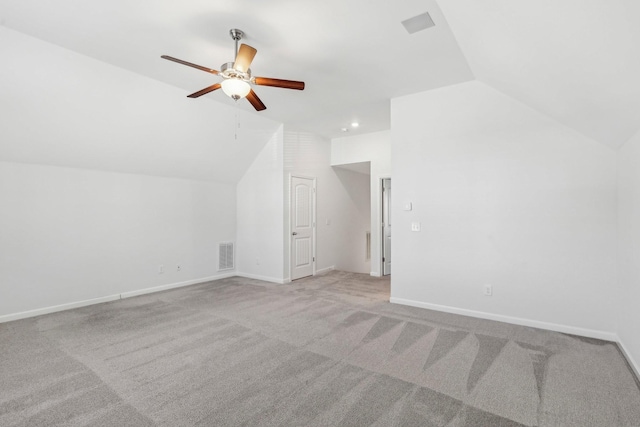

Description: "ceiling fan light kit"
221 77 251 100
161 28 305 111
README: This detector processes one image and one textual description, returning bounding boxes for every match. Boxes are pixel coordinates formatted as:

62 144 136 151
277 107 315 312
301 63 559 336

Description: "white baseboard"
370 271 381 277
316 265 335 275
0 294 121 324
389 297 618 342
616 336 640 382
236 272 287 284
0 274 235 324
120 273 235 299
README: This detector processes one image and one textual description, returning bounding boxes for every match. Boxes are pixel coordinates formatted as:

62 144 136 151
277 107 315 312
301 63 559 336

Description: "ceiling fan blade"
161 55 219 75
233 44 257 73
246 90 266 111
187 83 222 98
254 77 305 90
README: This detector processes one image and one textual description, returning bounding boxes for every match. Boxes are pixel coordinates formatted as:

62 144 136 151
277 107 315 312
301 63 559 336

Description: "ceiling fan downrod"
229 29 244 61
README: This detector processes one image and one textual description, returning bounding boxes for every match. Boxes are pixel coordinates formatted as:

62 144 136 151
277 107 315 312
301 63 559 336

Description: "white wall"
390 81 618 338
617 128 640 374
0 27 281 321
236 129 372 282
283 130 371 279
0 161 236 320
331 130 391 276
236 127 285 283
0 26 280 183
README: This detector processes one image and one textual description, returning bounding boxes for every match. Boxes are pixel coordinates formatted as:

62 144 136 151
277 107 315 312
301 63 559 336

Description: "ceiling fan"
161 29 305 111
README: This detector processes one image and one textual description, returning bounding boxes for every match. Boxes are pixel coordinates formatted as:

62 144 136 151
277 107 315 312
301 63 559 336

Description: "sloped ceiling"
1 0 637 181
438 0 640 149
0 27 281 183
0 0 473 139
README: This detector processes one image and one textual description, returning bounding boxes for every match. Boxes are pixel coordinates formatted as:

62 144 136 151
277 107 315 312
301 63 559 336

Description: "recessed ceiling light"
401 12 435 34
351 122 359 128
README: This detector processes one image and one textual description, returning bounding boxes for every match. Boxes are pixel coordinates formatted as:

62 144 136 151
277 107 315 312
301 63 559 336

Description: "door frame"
288 174 317 281
381 176 391 276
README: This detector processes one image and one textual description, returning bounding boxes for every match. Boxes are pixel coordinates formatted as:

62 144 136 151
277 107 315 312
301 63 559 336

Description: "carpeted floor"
1 271 640 426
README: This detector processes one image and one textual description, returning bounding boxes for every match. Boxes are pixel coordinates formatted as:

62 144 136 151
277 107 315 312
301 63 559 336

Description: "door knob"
292 232 298 235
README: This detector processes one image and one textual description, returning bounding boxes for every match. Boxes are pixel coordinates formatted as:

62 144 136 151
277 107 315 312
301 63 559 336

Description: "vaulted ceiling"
1 0 638 177
439 0 640 149
0 0 472 139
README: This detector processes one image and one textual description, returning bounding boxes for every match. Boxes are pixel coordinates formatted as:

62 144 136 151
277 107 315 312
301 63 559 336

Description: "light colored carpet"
1 271 639 426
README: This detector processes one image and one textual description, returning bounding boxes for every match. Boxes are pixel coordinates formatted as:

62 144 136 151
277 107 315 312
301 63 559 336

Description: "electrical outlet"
484 284 493 296
158 265 164 274
411 222 421 232
177 264 182 272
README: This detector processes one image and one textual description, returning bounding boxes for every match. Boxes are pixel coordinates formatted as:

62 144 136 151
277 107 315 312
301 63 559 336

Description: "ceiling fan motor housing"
220 62 251 82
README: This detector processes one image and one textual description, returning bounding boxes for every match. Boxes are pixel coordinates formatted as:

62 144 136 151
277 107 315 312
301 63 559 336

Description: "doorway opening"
382 178 391 276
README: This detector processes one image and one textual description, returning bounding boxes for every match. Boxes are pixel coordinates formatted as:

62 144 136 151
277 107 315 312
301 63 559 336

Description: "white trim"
370 271 381 277
389 297 618 342
316 265 335 275
237 272 287 284
617 336 640 382
0 294 121 324
120 273 235 299
0 273 236 324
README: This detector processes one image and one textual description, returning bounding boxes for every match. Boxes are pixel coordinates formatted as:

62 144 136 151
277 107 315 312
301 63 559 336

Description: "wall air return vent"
218 242 235 271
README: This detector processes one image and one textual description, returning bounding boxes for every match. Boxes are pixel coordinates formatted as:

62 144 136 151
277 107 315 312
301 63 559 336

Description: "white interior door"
291 176 315 280
382 178 391 276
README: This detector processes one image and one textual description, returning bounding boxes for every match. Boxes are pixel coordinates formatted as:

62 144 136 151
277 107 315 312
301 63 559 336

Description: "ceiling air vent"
401 12 435 34
219 242 235 271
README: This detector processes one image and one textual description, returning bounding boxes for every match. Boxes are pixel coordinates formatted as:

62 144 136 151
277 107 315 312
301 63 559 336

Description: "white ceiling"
2 0 638 162
0 26 281 183
333 162 371 176
0 0 473 140
439 0 640 149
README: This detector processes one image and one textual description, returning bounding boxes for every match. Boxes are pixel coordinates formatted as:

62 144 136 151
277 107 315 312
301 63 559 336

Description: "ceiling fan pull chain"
234 109 239 141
